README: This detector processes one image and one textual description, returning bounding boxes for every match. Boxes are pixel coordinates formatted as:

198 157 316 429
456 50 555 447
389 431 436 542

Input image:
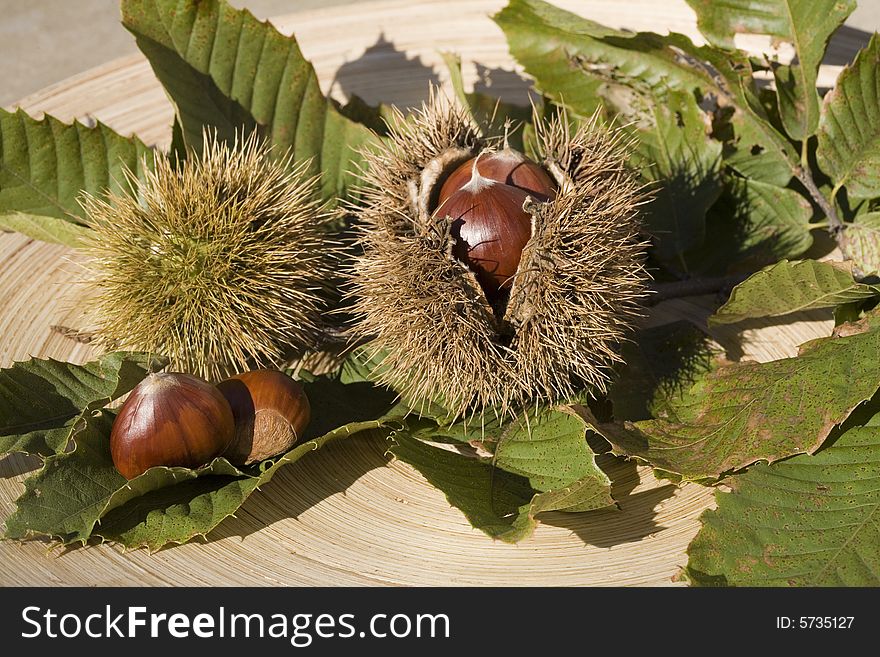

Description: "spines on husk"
349 96 650 420
80 130 340 381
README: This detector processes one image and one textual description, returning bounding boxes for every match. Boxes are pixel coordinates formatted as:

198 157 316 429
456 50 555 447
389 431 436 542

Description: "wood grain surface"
0 0 843 586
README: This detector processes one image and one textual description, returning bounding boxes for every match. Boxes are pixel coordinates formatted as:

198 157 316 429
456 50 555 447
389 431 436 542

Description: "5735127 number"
776 617 854 629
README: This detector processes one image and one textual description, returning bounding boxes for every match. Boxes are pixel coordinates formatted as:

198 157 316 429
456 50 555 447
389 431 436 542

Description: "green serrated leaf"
120 0 377 203
631 89 722 263
686 414 880 586
686 176 814 274
0 212 91 247
841 212 880 276
0 108 154 241
389 430 539 542
494 0 798 187
4 410 123 542
817 34 880 198
685 0 855 140
598 313 880 481
492 409 613 511
711 259 880 324
0 352 165 457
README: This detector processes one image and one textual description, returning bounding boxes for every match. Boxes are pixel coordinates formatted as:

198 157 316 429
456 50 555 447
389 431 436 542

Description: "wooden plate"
0 0 845 586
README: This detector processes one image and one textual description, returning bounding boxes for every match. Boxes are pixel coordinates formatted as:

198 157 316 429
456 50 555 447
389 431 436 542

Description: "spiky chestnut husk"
348 94 650 419
80 131 340 382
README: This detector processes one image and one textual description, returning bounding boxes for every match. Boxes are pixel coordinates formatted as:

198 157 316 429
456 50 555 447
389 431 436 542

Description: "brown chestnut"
216 369 310 465
434 161 534 302
438 148 557 202
110 372 235 479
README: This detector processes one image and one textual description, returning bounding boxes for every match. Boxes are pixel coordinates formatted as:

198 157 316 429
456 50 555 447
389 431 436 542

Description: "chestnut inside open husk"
349 97 649 417
433 150 557 302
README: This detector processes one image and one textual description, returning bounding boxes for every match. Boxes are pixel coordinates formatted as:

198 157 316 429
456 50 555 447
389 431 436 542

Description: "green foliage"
493 0 826 271
711 259 880 324
0 109 153 245
687 177 814 275
817 33 880 199
841 212 880 275
0 212 91 247
389 407 613 542
629 90 722 263
609 321 719 422
686 411 880 586
598 314 880 481
0 352 165 457
120 0 377 204
685 0 855 140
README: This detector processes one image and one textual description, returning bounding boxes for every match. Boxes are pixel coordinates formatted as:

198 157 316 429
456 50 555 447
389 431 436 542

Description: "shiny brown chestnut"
216 369 311 465
438 148 557 202
434 159 537 302
110 372 235 479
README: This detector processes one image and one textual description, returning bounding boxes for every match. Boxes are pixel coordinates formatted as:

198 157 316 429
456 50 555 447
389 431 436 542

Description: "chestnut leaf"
120 0 378 204
816 33 880 199
609 321 720 424
0 351 166 457
495 0 798 187
628 89 723 263
685 0 855 141
710 259 880 325
389 408 614 543
840 212 880 277
594 312 880 482
686 412 880 586
0 108 154 246
683 176 814 276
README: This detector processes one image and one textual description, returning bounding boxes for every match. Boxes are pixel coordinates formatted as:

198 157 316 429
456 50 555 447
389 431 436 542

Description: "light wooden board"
0 0 846 586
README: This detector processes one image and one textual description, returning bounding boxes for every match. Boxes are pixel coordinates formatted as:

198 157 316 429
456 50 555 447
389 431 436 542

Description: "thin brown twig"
646 274 749 305
50 325 97 344
793 165 845 237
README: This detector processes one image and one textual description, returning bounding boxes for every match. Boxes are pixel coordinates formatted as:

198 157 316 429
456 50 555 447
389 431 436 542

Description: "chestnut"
110 372 235 479
216 369 310 465
438 148 557 203
434 156 545 302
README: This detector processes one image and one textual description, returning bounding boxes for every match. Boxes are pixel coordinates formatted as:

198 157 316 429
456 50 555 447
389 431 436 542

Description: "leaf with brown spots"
596 315 880 481
817 33 880 199
686 413 880 586
841 213 880 277
711 259 880 325
685 0 855 141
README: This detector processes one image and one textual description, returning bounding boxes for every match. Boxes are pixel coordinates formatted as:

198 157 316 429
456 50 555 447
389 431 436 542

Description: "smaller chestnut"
216 369 311 465
110 372 235 479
